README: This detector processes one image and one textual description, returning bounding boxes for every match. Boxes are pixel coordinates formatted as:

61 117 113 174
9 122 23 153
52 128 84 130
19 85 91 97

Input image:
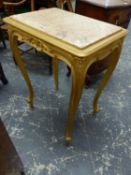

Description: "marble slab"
10 8 122 49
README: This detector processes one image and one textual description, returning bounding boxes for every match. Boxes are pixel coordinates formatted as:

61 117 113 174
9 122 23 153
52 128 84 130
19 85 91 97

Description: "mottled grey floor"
0 22 131 175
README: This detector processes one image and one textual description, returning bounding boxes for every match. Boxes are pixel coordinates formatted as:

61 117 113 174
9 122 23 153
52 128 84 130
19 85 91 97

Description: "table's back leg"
8 30 34 107
93 44 122 116
53 57 59 91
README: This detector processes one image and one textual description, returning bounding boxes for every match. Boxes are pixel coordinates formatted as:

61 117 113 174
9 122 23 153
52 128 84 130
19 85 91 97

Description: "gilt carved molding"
8 27 123 74
9 28 80 67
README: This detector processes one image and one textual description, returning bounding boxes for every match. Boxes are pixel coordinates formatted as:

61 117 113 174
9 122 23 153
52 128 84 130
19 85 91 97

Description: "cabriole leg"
9 30 34 107
93 45 122 115
65 66 86 145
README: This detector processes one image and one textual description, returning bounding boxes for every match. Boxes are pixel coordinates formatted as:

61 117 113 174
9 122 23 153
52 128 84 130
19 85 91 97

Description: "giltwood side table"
4 8 127 145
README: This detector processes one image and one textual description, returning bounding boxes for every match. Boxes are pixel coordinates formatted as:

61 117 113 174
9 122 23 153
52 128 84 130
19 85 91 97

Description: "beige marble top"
10 8 122 49
80 0 131 8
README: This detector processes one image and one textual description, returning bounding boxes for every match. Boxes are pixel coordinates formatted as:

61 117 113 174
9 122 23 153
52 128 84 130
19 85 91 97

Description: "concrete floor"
0 22 131 175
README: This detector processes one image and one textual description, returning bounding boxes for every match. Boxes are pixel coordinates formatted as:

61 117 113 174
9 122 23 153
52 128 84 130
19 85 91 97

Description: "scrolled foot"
26 97 33 108
93 106 100 116
65 137 71 146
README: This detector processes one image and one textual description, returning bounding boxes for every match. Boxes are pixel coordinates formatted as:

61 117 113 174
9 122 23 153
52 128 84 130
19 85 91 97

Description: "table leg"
8 31 34 107
93 45 122 115
53 58 59 90
65 67 86 145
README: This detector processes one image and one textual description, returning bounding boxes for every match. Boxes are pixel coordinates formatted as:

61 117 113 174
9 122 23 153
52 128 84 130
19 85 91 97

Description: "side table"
3 8 127 145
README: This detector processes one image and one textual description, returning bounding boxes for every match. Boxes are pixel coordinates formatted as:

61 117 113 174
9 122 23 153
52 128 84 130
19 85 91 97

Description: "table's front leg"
93 45 122 115
65 60 87 145
8 30 34 107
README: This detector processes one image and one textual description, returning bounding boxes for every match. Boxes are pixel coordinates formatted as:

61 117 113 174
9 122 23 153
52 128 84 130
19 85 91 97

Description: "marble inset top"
10 8 122 49
80 0 131 8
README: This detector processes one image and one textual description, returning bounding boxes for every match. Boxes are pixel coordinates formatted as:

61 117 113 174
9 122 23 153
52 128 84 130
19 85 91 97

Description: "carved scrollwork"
11 29 75 66
73 56 85 64
72 56 88 74
11 30 50 53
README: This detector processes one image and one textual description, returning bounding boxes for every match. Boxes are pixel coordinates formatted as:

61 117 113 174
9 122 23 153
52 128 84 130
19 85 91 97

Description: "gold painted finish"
8 30 34 107
4 8 128 145
53 58 59 91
